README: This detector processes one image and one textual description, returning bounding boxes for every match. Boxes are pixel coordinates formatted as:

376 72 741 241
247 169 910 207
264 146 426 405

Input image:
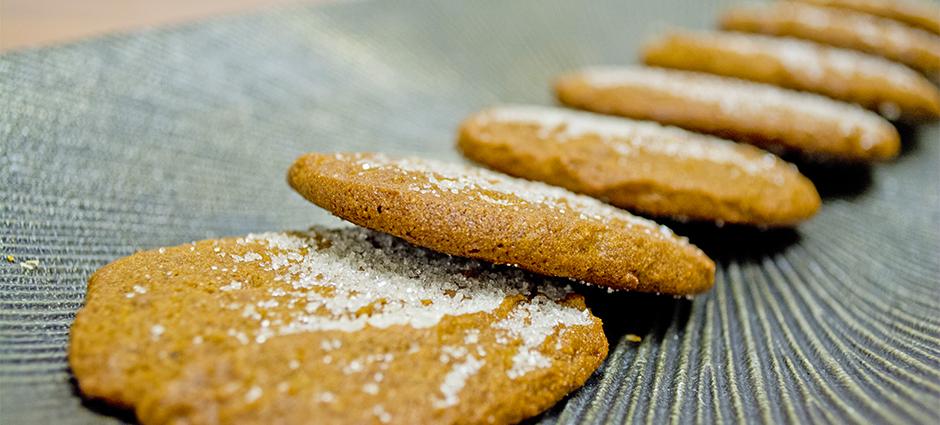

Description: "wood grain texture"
1 0 938 423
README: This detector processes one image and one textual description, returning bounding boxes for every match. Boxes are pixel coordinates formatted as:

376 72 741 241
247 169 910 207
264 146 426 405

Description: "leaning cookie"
555 66 900 161
791 0 940 35
458 105 820 227
642 30 940 122
70 227 608 425
720 2 940 80
288 153 715 295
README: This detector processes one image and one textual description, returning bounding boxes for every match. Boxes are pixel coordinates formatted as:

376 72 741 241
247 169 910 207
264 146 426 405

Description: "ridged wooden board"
1 0 938 423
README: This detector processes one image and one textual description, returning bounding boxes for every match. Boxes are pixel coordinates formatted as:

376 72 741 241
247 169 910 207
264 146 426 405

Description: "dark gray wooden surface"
1 0 938 423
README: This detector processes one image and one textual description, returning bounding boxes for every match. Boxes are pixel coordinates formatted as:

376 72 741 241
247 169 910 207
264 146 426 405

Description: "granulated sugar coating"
555 66 900 161
642 30 940 122
458 105 821 226
69 226 608 425
719 1 940 78
791 0 940 35
577 68 888 150
700 31 918 86
476 104 780 174
288 152 716 295
366 154 666 230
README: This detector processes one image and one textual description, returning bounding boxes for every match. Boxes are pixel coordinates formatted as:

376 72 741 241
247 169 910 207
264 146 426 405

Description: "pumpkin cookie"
641 30 940 122
288 153 715 295
70 227 608 425
457 105 821 227
791 0 940 35
720 2 940 79
554 66 900 161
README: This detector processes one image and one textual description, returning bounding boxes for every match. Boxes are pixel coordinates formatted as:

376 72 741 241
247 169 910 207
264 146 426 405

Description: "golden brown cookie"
457 105 821 227
554 66 900 161
288 153 715 295
791 0 940 35
641 30 940 122
720 2 940 79
70 227 608 425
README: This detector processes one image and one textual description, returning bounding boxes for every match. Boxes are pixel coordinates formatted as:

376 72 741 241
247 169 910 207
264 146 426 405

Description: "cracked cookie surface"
69 227 608 425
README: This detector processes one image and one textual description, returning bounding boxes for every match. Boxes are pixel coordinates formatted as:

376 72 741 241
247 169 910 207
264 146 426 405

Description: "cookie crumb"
626 334 642 343
5 255 14 263
20 259 39 270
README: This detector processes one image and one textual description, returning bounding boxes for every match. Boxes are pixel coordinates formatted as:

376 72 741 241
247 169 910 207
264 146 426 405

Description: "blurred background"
0 0 306 52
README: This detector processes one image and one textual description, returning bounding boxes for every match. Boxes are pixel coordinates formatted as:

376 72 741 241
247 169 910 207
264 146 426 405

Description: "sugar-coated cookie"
70 227 608 425
555 66 900 161
288 153 715 295
642 30 940 122
458 105 821 227
721 2 940 79
791 0 940 35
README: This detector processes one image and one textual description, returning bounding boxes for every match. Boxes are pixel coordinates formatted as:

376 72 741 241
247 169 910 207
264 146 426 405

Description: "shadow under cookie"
657 219 802 264
894 122 923 157
69 376 137 424
790 159 873 201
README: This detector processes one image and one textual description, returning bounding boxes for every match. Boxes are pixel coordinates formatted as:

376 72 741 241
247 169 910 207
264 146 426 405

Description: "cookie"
641 30 940 122
554 66 900 161
457 105 821 227
69 227 608 425
288 153 715 295
720 2 940 79
791 0 940 35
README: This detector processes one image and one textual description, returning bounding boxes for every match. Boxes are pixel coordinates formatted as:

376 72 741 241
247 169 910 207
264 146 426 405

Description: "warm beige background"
0 0 305 52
